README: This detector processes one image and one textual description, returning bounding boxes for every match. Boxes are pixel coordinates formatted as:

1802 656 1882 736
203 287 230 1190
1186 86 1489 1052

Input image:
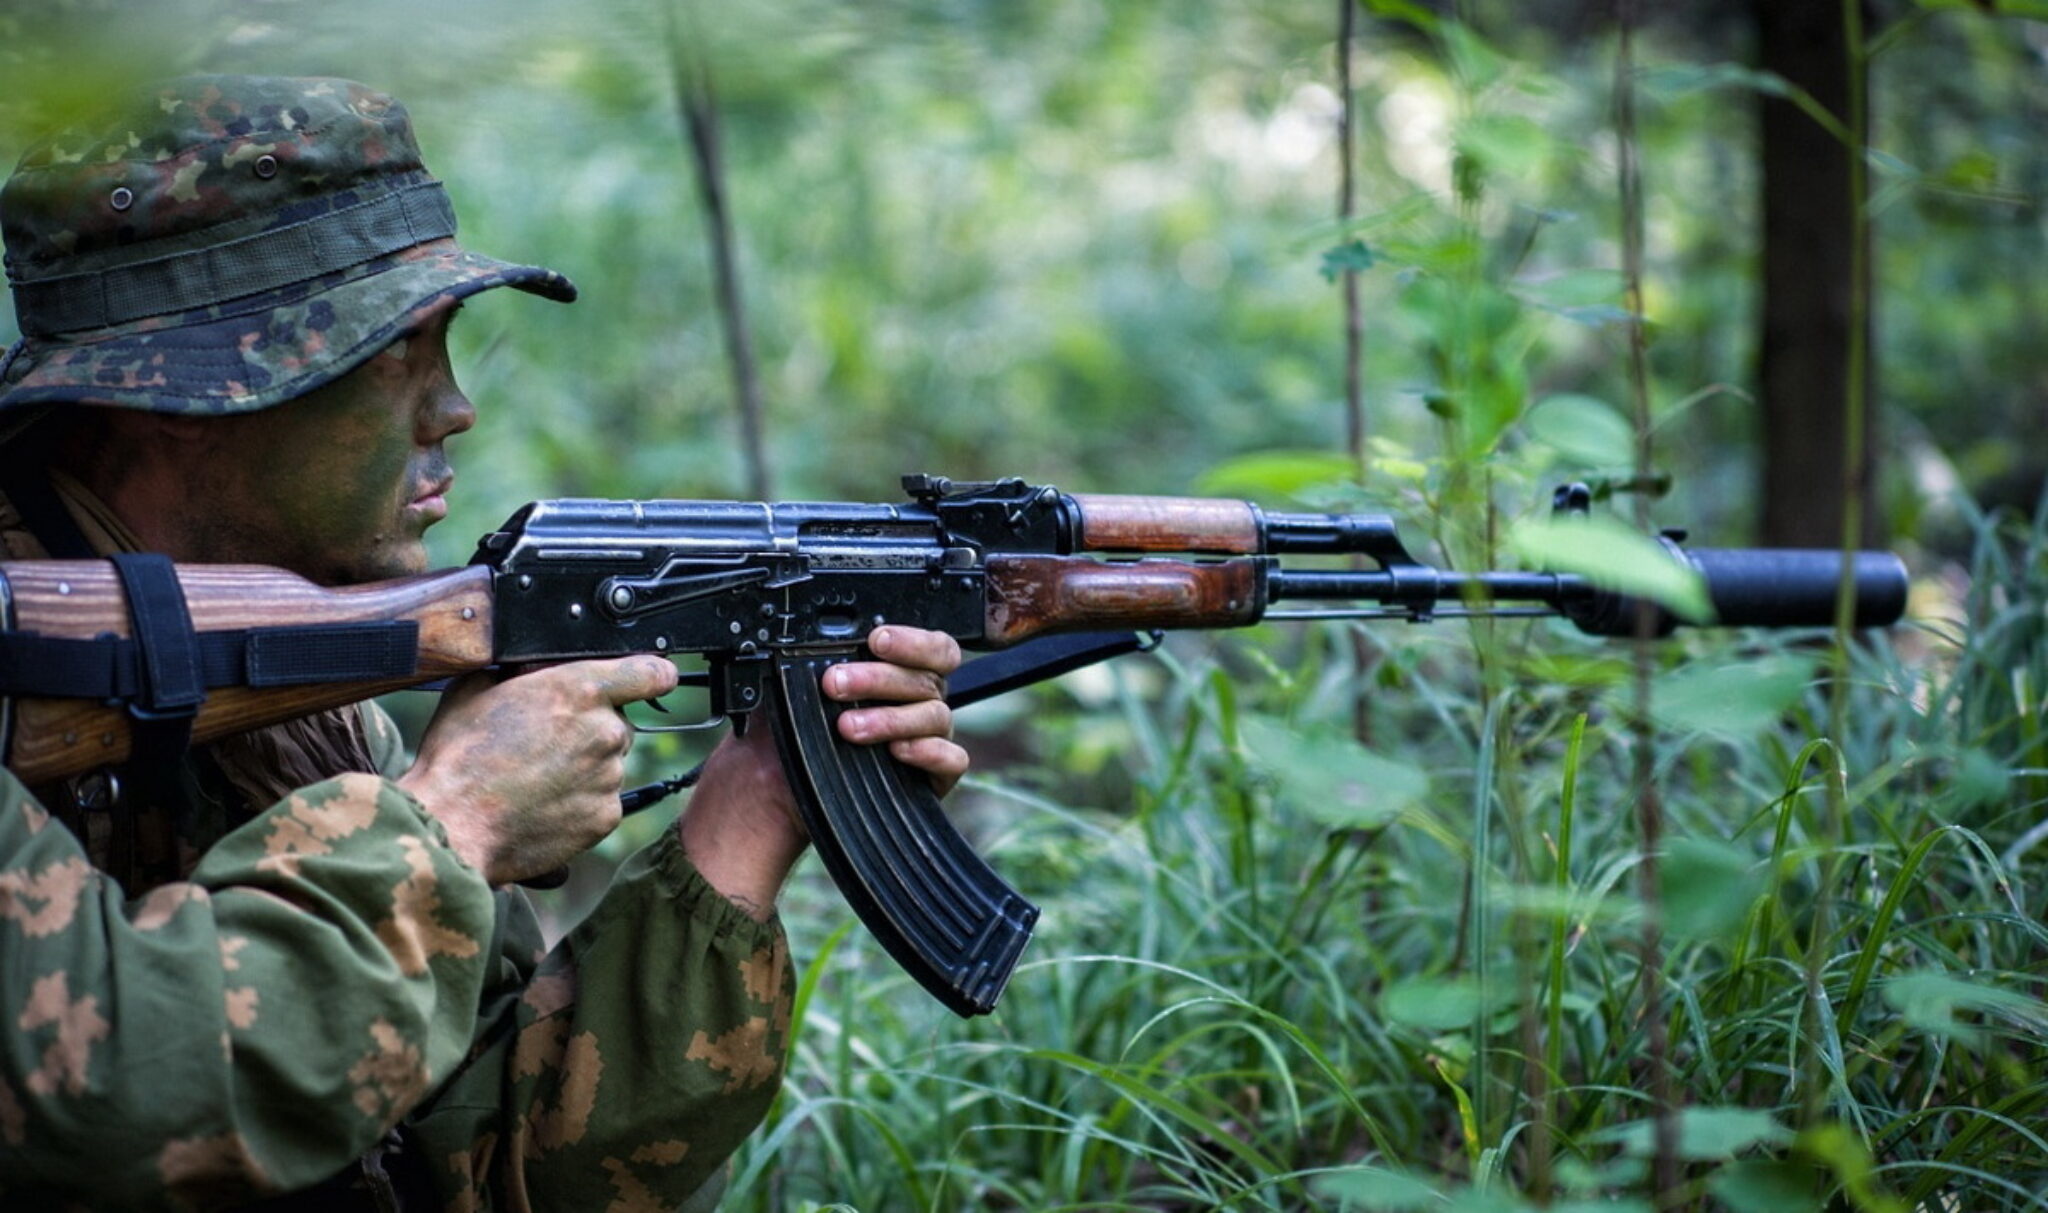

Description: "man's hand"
822 625 971 796
682 626 967 919
397 656 680 886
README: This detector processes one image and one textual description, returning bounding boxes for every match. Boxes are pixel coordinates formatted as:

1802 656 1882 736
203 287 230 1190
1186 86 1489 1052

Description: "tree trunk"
1754 0 1880 548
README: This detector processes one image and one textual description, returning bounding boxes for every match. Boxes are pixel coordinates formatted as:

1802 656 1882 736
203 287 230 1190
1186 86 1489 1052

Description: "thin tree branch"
668 3 771 500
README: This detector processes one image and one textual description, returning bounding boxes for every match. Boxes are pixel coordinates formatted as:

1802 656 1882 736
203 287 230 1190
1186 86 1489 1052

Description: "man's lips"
409 476 453 519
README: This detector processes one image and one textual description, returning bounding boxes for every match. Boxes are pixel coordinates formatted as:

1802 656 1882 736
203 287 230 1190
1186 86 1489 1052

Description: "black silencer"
1567 547 1909 637
1686 548 1909 629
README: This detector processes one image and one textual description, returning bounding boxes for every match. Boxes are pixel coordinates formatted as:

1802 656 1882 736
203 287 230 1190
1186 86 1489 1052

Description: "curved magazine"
767 651 1039 1017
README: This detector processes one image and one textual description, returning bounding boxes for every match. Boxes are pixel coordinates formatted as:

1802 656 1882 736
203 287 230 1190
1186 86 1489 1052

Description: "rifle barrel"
1267 568 1580 607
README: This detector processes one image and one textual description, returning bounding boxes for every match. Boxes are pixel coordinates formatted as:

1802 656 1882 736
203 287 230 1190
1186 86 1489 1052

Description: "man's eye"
381 336 413 362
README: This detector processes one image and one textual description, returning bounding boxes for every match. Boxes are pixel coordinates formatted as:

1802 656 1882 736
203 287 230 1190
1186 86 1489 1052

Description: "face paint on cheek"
265 395 432 582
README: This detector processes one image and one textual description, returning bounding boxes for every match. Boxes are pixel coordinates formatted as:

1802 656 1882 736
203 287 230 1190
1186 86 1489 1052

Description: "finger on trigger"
598 654 679 706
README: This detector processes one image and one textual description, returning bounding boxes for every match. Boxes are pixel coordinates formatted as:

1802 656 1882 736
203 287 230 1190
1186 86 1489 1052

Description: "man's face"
191 300 475 584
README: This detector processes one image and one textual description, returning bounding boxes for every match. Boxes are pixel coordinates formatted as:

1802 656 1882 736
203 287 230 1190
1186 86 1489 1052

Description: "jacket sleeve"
0 768 497 1211
402 828 794 1213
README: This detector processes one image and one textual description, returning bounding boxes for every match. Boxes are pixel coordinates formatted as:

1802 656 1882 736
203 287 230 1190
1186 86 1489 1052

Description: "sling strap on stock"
0 557 423 771
0 616 424 699
106 552 206 770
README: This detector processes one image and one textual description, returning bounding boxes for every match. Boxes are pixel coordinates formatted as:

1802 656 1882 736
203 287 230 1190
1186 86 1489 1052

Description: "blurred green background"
8 0 2040 544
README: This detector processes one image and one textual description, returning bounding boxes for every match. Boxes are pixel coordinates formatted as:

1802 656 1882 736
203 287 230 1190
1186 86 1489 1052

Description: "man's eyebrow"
399 300 464 342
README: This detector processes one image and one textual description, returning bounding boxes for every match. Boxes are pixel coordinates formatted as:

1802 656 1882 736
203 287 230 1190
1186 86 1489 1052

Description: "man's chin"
321 543 432 586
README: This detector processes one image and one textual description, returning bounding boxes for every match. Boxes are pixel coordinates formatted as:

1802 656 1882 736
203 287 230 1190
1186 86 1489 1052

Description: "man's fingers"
836 699 953 745
589 655 681 707
864 625 962 675
888 737 970 795
825 660 948 704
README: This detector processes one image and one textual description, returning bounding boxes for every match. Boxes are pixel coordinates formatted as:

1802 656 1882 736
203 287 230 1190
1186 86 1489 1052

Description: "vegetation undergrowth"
715 10 2046 1208
730 491 2046 1213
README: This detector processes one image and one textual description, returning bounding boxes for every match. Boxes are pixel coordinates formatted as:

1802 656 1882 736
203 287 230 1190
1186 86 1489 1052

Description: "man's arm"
394 626 966 1210
0 653 693 1209
0 767 498 1209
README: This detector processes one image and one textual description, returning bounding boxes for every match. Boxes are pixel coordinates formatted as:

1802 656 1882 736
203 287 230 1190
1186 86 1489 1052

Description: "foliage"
731 496 2048 1211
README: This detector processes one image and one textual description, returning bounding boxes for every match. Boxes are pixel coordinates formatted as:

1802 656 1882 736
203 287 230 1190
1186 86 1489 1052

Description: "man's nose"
420 384 477 443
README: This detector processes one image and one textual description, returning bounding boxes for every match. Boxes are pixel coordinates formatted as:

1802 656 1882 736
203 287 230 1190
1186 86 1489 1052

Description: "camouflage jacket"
0 486 794 1211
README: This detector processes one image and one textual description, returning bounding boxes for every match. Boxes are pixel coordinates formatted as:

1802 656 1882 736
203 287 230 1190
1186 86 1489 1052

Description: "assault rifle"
0 475 1907 1016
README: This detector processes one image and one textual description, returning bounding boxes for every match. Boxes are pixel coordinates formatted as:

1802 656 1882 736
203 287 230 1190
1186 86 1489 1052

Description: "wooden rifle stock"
1 562 494 784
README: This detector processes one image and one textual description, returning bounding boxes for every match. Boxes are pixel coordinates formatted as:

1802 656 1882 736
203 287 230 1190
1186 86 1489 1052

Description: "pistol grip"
766 651 1038 1017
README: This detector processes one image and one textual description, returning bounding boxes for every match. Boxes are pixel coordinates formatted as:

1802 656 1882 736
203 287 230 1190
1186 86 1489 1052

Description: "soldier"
0 76 967 1209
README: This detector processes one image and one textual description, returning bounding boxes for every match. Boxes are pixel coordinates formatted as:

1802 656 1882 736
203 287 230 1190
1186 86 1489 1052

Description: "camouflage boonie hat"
0 75 575 414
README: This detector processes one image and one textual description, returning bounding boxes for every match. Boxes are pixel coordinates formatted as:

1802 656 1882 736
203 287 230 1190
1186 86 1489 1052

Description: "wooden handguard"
1 562 494 784
1068 494 1262 554
984 556 1264 646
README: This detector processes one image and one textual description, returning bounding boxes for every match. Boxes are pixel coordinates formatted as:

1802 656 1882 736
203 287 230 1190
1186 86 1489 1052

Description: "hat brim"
0 237 576 414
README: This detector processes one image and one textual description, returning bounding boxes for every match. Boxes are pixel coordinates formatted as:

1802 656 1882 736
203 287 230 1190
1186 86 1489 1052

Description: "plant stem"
1337 0 1379 748
1614 4 1680 1204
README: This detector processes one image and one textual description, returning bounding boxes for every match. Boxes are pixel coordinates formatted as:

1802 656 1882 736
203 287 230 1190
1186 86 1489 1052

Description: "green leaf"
1446 1191 1531 1213
1453 114 1553 181
1651 656 1816 736
1508 514 1714 623
1709 1160 1822 1213
1883 969 2048 1046
1914 0 2048 17
1196 450 1357 501
1320 239 1378 282
1661 838 1764 941
1952 746 2009 810
1439 22 1505 90
1382 975 1502 1032
1518 652 1631 688
1637 62 1794 102
1795 1125 1908 1213
1237 717 1428 829
1939 148 2001 191
1599 1107 1793 1160
1312 1168 1442 1211
1525 393 1636 467
1514 269 1634 330
1359 0 1441 29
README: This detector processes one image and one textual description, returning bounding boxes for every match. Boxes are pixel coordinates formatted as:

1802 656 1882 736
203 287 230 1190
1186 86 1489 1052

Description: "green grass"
726 496 2048 1212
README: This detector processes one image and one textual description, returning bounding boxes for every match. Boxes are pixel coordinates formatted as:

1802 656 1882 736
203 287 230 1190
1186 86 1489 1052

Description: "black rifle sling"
0 623 422 700
767 649 1039 1017
3 460 96 560
945 630 1157 709
107 553 206 772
